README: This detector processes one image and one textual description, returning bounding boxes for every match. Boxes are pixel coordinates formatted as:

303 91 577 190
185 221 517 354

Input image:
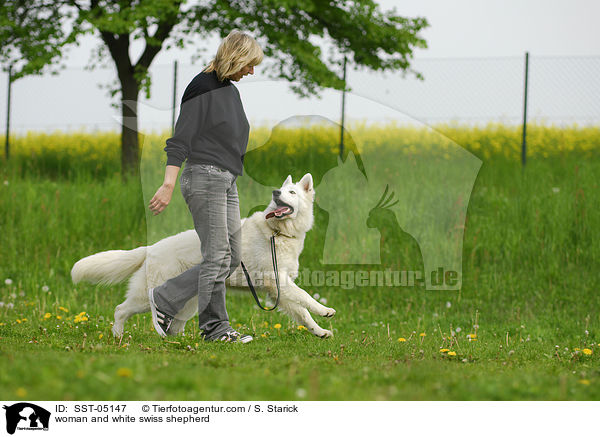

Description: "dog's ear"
282 175 293 186
299 173 313 192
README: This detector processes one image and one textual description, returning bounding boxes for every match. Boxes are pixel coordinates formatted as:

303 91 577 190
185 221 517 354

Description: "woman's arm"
148 165 181 215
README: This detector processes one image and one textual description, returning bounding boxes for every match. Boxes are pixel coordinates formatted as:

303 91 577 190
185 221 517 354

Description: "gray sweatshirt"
164 70 250 176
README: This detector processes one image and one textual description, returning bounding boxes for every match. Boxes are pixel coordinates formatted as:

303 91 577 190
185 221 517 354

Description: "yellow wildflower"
419 333 426 337
274 323 282 329
583 349 592 355
15 387 27 398
397 337 406 342
116 368 132 377
43 313 52 320
56 315 62 320
439 349 450 353
98 333 103 340
579 379 591 385
262 321 269 328
447 351 457 356
297 325 307 331
59 307 69 313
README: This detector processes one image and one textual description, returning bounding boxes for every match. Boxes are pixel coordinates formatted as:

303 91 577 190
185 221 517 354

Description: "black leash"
240 233 281 311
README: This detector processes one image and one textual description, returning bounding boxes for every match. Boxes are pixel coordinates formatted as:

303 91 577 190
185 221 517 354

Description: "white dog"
71 173 336 339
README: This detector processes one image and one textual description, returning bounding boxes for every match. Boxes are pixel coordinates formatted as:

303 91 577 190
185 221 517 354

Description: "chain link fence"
1 55 599 136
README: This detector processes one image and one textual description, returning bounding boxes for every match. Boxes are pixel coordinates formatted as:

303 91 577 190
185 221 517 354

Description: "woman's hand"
149 183 175 215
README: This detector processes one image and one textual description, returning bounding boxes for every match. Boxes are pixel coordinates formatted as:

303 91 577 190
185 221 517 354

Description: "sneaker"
217 330 253 343
148 287 174 337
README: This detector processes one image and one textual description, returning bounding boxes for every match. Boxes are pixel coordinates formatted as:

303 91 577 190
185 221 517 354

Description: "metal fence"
2 53 599 147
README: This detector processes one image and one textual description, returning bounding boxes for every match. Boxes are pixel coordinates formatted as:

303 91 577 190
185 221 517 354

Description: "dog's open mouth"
265 200 294 219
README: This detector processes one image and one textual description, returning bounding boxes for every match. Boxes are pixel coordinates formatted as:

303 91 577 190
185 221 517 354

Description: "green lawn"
1 128 599 400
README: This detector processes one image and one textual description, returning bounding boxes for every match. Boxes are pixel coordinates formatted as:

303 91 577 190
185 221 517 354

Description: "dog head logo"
3 403 51 435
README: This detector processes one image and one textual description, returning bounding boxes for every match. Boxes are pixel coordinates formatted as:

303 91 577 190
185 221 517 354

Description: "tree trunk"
120 76 140 180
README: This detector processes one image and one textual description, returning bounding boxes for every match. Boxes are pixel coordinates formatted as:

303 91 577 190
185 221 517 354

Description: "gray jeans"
152 163 242 340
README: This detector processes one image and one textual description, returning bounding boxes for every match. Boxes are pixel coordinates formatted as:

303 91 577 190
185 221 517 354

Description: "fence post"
521 52 529 167
5 64 12 160
339 55 347 159
171 60 178 136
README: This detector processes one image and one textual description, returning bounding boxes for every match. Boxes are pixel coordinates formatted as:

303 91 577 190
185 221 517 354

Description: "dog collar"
272 229 296 239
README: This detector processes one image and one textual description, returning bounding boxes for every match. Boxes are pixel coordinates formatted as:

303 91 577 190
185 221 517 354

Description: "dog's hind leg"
112 294 150 337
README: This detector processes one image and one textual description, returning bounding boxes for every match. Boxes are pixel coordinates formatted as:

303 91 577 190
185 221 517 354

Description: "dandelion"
297 325 307 331
583 349 592 356
455 327 461 333
419 332 426 337
74 312 88 323
447 351 457 356
15 387 27 398
116 368 132 378
41 285 50 292
58 307 69 313
313 293 320 300
261 333 267 338
397 337 406 342
296 388 307 398
320 297 328 305
4 278 12 286
98 333 103 340
579 379 591 385
439 349 450 353
274 323 282 329
43 313 52 320
56 315 62 320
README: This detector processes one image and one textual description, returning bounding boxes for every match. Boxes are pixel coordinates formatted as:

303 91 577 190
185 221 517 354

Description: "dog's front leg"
287 281 336 318
290 306 333 338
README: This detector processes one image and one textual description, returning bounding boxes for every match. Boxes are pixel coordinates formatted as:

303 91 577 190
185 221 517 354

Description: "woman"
147 30 263 343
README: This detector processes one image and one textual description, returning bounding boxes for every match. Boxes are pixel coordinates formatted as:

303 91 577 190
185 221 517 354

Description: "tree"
0 0 428 178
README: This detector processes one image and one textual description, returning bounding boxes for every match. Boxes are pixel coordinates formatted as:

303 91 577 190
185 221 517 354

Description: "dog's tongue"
265 206 291 219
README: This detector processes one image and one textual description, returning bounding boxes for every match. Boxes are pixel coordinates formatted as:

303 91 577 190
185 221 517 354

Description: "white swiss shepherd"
71 173 337 339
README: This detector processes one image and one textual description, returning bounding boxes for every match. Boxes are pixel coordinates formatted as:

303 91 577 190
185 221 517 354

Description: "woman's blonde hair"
203 30 264 82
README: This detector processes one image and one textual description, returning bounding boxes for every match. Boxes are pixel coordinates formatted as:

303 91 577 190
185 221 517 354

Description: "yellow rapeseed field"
4 121 599 176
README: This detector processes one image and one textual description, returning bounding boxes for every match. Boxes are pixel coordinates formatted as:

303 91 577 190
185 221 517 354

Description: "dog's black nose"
272 189 281 197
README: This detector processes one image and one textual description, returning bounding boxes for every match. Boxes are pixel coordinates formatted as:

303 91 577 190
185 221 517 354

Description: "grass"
1 123 599 400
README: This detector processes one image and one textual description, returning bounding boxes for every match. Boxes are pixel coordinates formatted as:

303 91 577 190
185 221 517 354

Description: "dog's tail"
71 246 147 285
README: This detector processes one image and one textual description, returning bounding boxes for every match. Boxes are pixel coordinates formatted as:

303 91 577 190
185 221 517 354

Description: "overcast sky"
3 0 600 131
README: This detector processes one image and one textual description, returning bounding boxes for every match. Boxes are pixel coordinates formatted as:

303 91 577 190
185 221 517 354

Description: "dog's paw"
111 325 124 338
322 307 336 318
319 329 333 339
